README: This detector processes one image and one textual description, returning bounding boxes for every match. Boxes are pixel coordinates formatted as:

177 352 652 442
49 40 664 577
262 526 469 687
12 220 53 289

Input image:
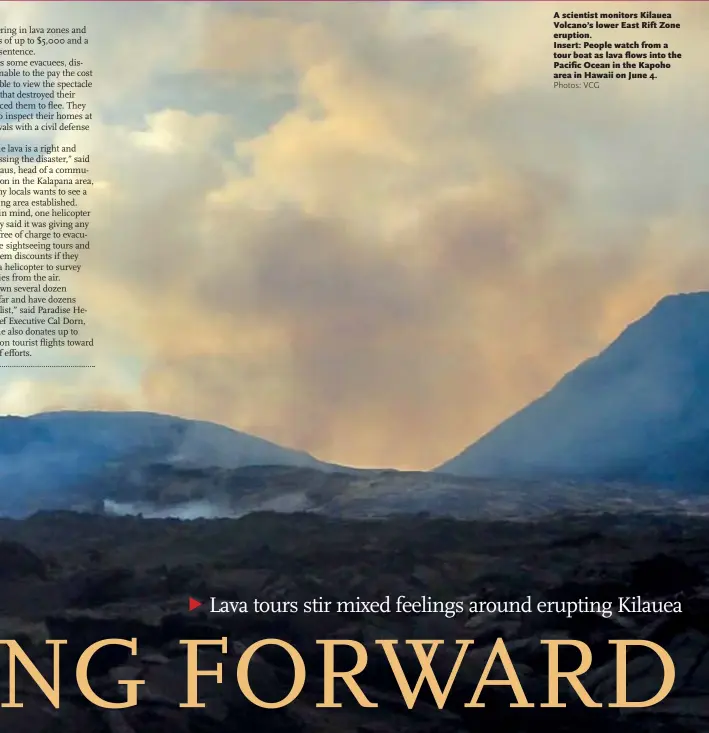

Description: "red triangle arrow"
189 597 203 612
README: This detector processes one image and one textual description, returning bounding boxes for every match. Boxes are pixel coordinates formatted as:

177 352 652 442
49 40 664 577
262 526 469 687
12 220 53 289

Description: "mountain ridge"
437 291 709 485
0 409 335 515
2 290 708 517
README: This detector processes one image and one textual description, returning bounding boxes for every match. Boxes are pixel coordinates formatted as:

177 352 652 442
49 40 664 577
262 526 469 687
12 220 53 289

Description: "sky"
1 1 709 470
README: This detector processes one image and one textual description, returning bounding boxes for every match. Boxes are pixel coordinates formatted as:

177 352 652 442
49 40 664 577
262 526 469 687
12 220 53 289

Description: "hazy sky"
2 1 709 469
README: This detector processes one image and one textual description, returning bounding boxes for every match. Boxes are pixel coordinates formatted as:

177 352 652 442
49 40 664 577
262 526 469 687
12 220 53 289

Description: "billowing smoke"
102 499 239 520
2 1 709 470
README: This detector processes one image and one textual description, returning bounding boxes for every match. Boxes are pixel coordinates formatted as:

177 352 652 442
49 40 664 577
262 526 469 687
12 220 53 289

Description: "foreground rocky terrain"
0 509 706 732
66 463 709 520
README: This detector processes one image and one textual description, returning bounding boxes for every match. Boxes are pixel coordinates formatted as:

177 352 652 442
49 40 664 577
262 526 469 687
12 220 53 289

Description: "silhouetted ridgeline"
439 292 709 487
